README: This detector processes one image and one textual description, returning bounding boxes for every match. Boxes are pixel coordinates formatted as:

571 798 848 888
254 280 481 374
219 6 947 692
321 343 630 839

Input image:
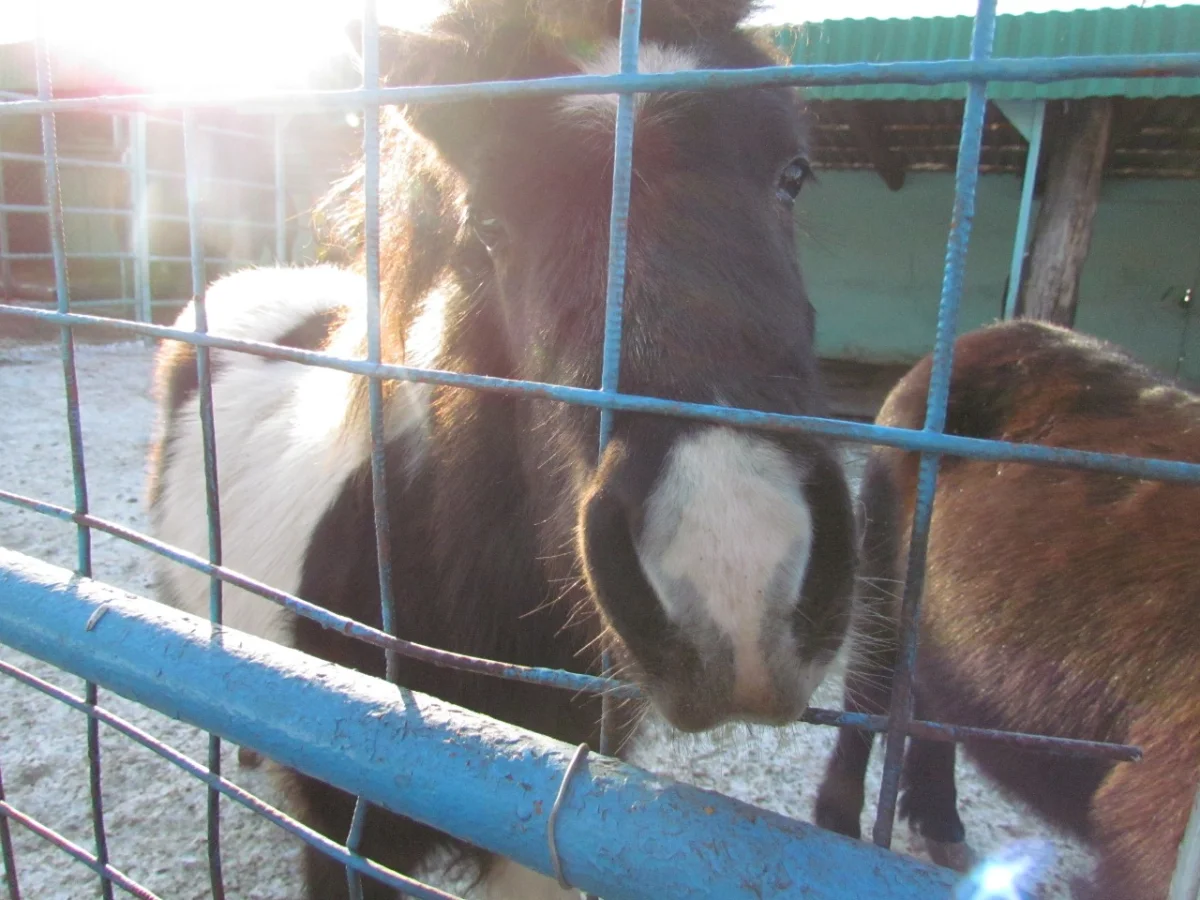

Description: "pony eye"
777 157 813 205
469 211 507 252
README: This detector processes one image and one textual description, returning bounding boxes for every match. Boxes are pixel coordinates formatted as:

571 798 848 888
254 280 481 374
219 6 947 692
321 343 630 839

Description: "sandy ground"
0 338 1095 899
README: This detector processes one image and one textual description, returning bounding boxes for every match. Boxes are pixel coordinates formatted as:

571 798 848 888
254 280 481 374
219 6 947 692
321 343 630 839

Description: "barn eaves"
769 5 1200 186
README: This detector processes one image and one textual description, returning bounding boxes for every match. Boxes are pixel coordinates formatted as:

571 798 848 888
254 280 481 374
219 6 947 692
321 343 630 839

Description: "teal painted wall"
797 172 1200 382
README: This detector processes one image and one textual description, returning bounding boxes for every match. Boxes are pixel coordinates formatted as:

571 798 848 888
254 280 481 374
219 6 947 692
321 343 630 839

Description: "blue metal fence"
1 91 287 320
2 0 1200 897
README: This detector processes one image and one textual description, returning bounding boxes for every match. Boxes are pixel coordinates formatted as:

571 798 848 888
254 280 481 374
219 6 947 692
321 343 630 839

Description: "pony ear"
344 21 492 173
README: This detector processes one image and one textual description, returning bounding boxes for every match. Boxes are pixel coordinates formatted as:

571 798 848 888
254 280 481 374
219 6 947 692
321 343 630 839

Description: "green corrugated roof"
774 5 1200 101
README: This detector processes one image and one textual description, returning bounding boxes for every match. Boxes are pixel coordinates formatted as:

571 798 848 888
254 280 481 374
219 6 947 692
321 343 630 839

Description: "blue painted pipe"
0 549 960 900
0 52 1198 117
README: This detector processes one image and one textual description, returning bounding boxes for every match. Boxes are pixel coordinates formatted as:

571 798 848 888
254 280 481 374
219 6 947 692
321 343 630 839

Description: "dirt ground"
0 338 1095 899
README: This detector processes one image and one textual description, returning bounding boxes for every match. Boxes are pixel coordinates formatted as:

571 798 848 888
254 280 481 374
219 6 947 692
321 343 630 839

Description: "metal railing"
1 97 286 320
2 0 1200 897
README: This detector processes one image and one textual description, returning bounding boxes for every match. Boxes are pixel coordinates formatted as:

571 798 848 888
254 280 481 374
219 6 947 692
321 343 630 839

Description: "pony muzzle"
580 426 828 731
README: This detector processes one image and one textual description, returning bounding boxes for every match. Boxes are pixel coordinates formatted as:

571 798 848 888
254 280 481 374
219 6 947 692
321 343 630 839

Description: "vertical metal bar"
0 133 11 301
871 0 998 850
1170 778 1200 900
118 117 131 314
360 0 395 686
118 260 130 311
346 3 394 895
181 112 227 900
596 0 642 451
81 679 110 900
345 803 368 900
274 115 286 264
108 113 129 316
0 762 21 900
595 0 644 763
131 113 152 328
35 48 89 570
35 24 114 900
1003 99 1046 320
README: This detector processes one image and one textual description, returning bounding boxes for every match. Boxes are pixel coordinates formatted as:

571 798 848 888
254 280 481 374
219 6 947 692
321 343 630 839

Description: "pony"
814 319 1200 900
147 1 858 896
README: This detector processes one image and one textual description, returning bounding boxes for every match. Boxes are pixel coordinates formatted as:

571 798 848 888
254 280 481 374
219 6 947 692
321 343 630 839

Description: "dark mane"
317 0 784 377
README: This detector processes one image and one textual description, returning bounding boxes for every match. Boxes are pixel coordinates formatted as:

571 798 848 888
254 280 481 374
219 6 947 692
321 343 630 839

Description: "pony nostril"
578 472 675 673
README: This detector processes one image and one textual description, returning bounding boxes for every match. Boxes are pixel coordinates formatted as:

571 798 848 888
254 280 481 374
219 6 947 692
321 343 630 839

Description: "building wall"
798 171 1200 382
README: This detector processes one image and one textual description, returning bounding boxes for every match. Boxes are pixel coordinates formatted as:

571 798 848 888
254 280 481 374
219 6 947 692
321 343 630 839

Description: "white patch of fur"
482 858 581 900
151 265 438 647
636 428 813 708
167 265 351 342
560 40 700 122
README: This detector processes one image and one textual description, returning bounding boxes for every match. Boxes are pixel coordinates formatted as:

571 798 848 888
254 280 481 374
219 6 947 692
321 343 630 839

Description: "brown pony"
815 319 1200 900
147 1 858 896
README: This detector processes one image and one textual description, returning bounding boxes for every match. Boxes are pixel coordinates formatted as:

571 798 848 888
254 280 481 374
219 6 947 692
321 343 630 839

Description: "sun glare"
3 1 444 93
6 0 1190 92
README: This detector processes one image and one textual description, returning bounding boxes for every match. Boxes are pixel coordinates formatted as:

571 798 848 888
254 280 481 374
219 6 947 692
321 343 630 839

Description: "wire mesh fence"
2 0 1200 898
1 96 311 320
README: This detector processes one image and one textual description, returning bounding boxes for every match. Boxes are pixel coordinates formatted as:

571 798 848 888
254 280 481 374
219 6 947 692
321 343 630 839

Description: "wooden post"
843 103 906 192
1017 98 1114 326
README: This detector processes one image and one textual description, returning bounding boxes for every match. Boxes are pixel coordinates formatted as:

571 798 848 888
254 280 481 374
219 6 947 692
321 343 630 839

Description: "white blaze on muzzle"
636 427 813 711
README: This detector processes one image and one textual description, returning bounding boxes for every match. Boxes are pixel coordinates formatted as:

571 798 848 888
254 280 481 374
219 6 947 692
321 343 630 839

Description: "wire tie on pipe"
548 742 590 892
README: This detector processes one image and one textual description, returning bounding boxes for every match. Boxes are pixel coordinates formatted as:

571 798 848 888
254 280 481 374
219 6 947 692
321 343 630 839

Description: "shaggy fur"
814 319 1200 900
148 1 858 897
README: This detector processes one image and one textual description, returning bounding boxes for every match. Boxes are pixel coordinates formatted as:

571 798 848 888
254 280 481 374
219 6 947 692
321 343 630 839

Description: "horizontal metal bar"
6 298 187 310
10 298 136 309
149 255 260 265
0 204 132 217
0 488 632 699
0 53 1197 117
800 709 1140 762
5 302 1200 485
0 151 131 171
0 154 272 193
6 298 184 311
0 487 1143 763
2 252 134 261
0 91 131 120
0 205 273 231
150 212 277 229
0 656 459 900
66 299 135 309
5 254 260 264
0 549 960 900
2 254 256 264
143 114 273 142
0 800 161 900
3 252 124 261
143 168 277 191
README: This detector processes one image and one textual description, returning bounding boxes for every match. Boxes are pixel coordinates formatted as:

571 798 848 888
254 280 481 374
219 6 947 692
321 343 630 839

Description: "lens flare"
1 1 443 92
953 839 1057 900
